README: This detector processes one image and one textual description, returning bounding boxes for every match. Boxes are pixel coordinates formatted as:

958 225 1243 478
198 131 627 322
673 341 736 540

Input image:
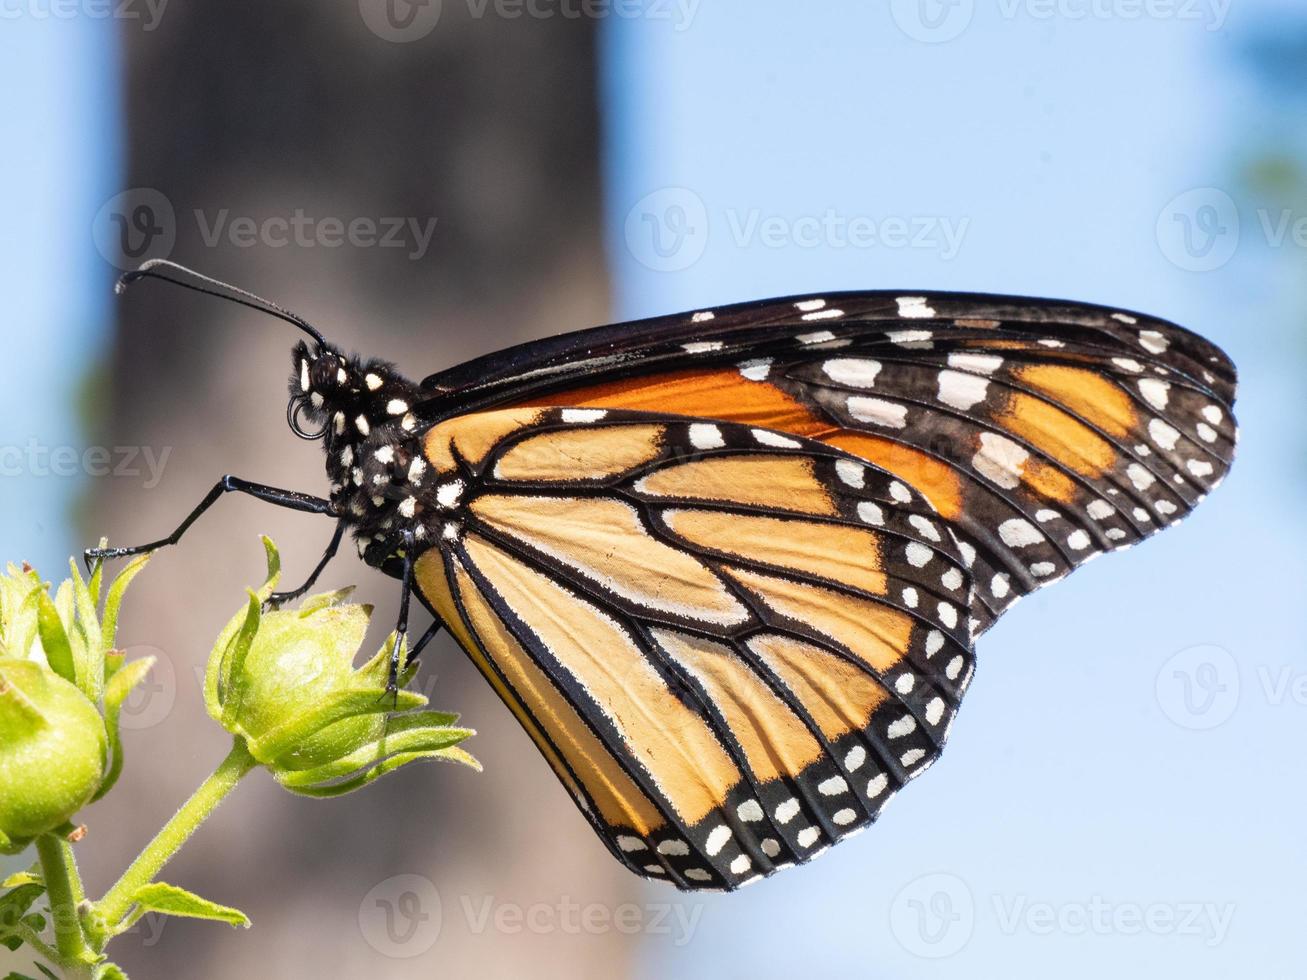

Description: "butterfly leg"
404 619 443 667
267 518 347 607
85 475 335 568
386 538 417 697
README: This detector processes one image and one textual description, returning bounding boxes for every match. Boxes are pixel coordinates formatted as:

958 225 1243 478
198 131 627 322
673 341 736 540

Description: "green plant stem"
90 738 257 946
34 833 95 974
11 920 61 971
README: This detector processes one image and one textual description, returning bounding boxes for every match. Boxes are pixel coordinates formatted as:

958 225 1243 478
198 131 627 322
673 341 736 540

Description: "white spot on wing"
822 358 882 388
972 432 1028 490
999 518 1043 548
561 408 607 423
947 352 1003 374
937 369 990 410
682 341 723 354
1138 378 1170 410
688 423 725 450
752 429 801 448
1139 329 1169 354
801 308 844 322
896 296 936 319
847 396 908 428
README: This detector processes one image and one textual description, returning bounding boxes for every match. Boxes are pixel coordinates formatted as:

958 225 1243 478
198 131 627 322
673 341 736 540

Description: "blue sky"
0 14 120 573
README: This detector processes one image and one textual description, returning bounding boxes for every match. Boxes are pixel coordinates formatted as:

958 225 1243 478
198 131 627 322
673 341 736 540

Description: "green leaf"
3 971 40 979
101 553 151 652
94 964 130 980
0 873 41 890
0 882 46 941
94 657 156 802
34 593 75 687
33 964 60 980
129 882 250 929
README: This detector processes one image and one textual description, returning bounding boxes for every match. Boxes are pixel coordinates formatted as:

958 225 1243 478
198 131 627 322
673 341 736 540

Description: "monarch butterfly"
91 260 1237 891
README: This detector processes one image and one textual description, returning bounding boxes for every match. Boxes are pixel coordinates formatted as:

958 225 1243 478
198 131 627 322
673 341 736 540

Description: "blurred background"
2 1 1304 976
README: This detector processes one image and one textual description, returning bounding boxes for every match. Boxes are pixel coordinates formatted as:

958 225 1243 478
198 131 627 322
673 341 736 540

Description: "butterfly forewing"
414 407 976 890
419 292 1237 634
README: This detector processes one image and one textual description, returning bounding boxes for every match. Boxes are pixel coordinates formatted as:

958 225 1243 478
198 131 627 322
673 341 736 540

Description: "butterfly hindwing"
413 407 976 890
419 292 1237 634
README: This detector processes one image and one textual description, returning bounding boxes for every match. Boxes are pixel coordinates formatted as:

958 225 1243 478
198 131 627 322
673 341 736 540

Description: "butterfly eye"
286 395 327 441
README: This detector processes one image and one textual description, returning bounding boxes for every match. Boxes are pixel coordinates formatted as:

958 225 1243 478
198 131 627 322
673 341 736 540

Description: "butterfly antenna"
115 259 329 348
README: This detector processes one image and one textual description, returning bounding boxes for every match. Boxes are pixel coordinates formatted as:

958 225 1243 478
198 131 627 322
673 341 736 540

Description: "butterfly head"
289 340 431 555
288 341 418 439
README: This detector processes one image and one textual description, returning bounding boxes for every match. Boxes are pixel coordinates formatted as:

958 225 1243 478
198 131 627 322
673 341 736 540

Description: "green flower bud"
0 659 108 853
206 539 478 796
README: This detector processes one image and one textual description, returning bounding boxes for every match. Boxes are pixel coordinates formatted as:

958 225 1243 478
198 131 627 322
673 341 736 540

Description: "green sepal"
218 593 261 732
94 964 129 980
100 552 150 653
128 882 250 929
275 714 476 795
34 593 75 688
67 559 104 703
94 657 157 802
249 686 426 766
292 586 355 617
204 540 280 720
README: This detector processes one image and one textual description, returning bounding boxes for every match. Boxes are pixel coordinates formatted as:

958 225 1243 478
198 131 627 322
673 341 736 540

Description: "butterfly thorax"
290 341 441 567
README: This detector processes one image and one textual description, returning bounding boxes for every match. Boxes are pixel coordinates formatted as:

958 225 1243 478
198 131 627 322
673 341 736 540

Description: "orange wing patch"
635 455 840 516
662 509 888 596
425 407 541 471
471 494 749 626
652 628 825 783
462 531 744 826
421 550 669 837
493 423 665 482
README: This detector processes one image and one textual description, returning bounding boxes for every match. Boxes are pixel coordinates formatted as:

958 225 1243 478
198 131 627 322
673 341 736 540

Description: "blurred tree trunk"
90 3 632 976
